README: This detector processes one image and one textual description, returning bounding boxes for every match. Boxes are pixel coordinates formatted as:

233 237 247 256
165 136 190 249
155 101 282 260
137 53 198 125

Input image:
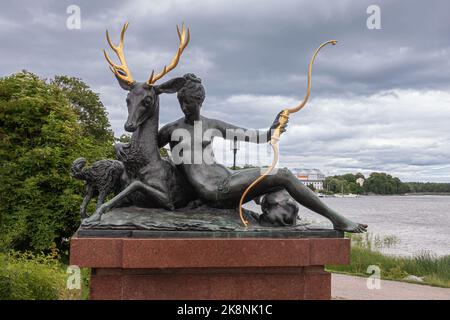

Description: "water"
247 195 450 257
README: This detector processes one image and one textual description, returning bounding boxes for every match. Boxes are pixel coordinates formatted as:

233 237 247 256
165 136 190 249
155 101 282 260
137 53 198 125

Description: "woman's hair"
177 73 206 106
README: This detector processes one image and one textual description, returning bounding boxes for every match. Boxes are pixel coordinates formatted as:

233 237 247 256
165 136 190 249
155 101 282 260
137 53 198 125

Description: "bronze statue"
78 22 367 233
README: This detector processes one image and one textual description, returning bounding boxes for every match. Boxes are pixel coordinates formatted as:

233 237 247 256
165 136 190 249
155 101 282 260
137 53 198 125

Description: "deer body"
119 93 193 210
83 23 194 223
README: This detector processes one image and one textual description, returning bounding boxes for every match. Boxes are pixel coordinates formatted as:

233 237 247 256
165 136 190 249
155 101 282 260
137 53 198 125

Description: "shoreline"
327 242 450 288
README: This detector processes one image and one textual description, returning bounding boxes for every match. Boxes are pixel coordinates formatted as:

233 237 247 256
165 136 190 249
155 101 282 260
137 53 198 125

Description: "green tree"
325 176 356 194
52 76 114 144
324 173 365 195
325 177 346 193
364 172 408 195
348 182 363 194
405 182 450 193
0 72 114 252
340 173 357 183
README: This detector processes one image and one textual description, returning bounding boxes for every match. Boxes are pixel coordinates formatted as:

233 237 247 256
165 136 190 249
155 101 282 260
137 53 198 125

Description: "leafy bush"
0 249 64 300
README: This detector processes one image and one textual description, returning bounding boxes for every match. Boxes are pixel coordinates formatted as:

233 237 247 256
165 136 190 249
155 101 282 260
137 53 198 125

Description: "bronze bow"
238 40 337 226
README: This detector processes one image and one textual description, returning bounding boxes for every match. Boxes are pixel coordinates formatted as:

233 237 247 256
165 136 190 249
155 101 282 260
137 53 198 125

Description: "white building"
291 168 326 190
356 177 365 187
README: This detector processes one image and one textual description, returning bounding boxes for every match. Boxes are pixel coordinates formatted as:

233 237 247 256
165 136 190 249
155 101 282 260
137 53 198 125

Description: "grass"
326 233 450 288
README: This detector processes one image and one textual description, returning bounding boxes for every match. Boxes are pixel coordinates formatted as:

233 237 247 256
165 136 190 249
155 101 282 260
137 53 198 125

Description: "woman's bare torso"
163 116 232 199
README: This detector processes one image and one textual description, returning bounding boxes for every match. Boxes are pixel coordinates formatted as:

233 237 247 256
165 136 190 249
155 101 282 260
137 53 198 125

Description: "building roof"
290 168 326 181
290 168 325 175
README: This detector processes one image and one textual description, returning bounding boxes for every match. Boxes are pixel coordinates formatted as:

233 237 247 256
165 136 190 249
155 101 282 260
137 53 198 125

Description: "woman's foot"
333 217 368 233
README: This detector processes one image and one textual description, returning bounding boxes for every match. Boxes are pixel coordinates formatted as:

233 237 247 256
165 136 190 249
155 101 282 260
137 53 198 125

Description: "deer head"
103 22 190 132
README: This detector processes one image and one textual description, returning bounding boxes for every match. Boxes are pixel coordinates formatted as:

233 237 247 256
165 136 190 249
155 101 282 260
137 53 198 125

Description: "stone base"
70 231 350 300
88 266 331 300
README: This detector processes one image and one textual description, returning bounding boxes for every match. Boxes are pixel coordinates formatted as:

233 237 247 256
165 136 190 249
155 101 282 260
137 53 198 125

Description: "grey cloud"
1 0 450 181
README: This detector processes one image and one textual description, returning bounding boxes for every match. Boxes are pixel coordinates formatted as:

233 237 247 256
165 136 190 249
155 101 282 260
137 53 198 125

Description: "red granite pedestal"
70 235 350 300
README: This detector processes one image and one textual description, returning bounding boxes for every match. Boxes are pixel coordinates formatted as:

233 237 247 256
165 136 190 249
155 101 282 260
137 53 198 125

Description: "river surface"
247 195 450 257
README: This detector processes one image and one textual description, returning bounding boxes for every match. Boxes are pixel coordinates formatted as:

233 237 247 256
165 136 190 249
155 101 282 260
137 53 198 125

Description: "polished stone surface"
79 205 343 238
89 266 331 300
71 237 350 268
70 235 350 300
72 206 349 300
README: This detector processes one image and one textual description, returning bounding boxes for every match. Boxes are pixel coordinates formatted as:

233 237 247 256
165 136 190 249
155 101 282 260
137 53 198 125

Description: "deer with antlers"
84 22 195 223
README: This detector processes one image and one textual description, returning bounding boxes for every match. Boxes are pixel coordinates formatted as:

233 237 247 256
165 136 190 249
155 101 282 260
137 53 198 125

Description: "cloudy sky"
1 0 450 182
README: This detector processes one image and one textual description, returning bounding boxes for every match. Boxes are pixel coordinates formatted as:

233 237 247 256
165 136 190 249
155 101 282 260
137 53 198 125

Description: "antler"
103 22 134 85
147 22 190 85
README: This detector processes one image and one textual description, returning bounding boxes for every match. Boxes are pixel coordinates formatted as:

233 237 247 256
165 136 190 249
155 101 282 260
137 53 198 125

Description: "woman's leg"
223 167 367 233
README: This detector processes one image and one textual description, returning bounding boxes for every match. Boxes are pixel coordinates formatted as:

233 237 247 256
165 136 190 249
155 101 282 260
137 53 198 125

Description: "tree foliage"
404 182 450 193
0 72 114 252
52 76 114 143
364 172 409 195
325 173 365 194
325 172 450 195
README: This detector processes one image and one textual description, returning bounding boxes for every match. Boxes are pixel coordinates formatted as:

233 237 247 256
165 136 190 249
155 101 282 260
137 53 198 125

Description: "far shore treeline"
324 172 450 195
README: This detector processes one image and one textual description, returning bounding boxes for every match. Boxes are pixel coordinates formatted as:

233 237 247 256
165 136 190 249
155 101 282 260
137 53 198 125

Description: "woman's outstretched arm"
211 112 287 144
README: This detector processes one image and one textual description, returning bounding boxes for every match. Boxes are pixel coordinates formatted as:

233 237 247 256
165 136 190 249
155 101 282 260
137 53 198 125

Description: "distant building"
356 177 365 187
291 168 325 190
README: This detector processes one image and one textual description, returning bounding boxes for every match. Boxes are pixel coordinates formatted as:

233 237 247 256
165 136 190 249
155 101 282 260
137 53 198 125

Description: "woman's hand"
269 111 289 136
114 142 130 161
